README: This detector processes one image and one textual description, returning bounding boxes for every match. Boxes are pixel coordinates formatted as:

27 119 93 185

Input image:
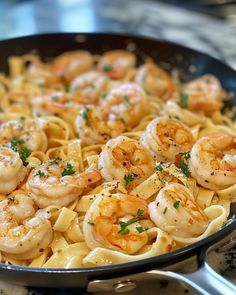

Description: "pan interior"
0 33 235 277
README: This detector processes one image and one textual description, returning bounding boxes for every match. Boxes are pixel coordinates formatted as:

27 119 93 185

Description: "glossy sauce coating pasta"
0 49 234 268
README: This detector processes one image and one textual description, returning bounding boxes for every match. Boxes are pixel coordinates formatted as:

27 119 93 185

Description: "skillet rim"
0 32 235 275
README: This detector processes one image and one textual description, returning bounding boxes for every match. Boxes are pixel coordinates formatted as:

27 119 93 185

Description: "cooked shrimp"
51 50 93 82
0 146 26 194
25 160 102 208
149 183 208 238
0 118 48 152
164 101 206 127
27 62 60 87
75 105 125 145
181 74 223 112
0 192 53 260
30 91 81 117
101 82 147 128
189 133 236 190
98 50 136 80
99 136 154 190
135 63 175 99
83 193 149 254
69 71 108 104
140 117 194 162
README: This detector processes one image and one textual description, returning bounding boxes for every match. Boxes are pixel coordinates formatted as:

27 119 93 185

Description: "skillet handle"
168 262 236 295
87 262 236 294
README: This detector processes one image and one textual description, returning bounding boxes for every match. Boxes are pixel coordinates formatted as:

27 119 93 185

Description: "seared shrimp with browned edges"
149 183 208 238
26 159 102 208
0 118 48 152
101 82 147 129
189 133 236 190
83 193 150 254
98 50 136 80
69 70 108 104
0 192 53 259
51 50 93 82
181 74 223 113
140 117 194 162
135 63 175 99
0 146 27 194
75 105 125 145
98 136 154 190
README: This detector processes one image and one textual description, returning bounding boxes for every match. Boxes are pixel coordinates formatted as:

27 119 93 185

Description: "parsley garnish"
156 202 160 207
178 161 191 177
103 64 113 72
80 107 90 125
179 91 188 108
136 226 145 233
137 209 144 217
49 157 61 164
124 174 135 186
89 82 95 89
36 170 45 178
61 163 75 176
101 93 107 100
154 163 163 171
18 147 31 166
179 151 191 161
173 200 180 209
10 137 24 152
118 209 145 235
10 137 30 166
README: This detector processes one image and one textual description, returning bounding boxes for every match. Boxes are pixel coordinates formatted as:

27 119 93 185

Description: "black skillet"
0 33 236 295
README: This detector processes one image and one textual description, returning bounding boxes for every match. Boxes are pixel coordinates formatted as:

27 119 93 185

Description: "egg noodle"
0 49 235 268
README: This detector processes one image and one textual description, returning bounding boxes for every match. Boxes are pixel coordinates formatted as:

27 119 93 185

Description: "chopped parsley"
89 82 95 89
118 209 145 235
10 137 24 152
18 147 31 166
80 107 90 125
178 161 191 177
179 91 189 108
10 137 31 166
136 226 145 233
137 209 144 216
124 173 135 186
179 151 191 161
156 202 160 207
103 64 113 72
154 163 164 171
101 93 107 100
163 207 168 214
0 107 4 113
35 170 45 178
61 163 75 176
49 157 61 164
173 200 180 209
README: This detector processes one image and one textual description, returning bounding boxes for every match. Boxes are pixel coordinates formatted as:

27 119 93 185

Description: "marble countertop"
1 0 236 68
0 0 236 294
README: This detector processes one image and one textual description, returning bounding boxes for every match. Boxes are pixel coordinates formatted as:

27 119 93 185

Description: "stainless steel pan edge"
88 232 236 294
0 33 236 293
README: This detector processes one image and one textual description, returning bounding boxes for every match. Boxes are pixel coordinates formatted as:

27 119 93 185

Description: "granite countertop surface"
0 0 236 294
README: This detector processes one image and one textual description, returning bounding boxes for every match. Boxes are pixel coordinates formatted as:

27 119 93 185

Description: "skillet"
0 32 236 295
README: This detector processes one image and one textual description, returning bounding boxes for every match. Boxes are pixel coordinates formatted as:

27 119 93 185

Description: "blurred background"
0 0 236 68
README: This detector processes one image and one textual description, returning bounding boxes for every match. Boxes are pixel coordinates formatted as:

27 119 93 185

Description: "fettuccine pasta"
0 48 235 268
